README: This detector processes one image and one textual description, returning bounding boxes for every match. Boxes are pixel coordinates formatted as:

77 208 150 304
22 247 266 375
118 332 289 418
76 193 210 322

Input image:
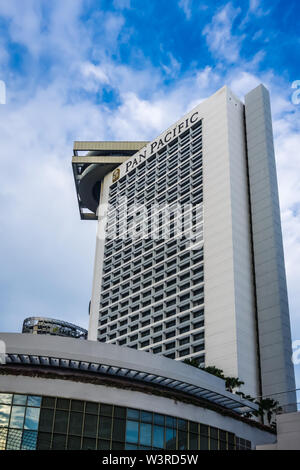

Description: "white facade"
85 85 295 406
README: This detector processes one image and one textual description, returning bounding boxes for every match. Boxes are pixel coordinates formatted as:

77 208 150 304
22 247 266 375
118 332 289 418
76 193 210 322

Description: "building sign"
125 111 200 174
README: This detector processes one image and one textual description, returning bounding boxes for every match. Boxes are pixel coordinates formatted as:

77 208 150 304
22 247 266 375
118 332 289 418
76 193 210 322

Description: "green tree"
225 377 245 393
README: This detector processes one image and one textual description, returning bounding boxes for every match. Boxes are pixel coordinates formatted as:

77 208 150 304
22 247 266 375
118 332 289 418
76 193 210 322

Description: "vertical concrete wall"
244 84 296 407
88 177 110 340
204 87 259 397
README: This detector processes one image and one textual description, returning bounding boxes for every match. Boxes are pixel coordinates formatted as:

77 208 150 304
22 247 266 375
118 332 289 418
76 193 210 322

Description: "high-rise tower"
73 85 296 407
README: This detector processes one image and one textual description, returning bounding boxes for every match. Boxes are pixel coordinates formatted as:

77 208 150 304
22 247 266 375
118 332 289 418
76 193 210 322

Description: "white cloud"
178 0 192 20
113 0 131 9
203 3 244 63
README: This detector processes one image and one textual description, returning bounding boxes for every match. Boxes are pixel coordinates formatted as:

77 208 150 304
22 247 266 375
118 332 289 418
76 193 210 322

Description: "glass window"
21 430 37 450
0 393 12 405
83 414 98 437
178 431 187 450
13 395 27 406
140 423 152 446
0 427 8 450
85 402 98 415
154 413 164 426
42 396 55 408
82 437 96 450
112 441 124 450
24 407 40 430
10 406 25 429
153 425 164 448
98 417 112 440
71 400 84 412
69 412 83 435
125 420 139 444
98 439 110 450
54 410 68 434
0 404 11 427
200 434 209 450
189 433 198 450
112 418 126 442
27 396 42 407
141 411 152 423
56 398 70 410
127 408 139 420
165 427 176 450
114 406 126 419
36 432 52 450
100 404 113 417
67 435 81 450
52 434 66 450
6 428 22 450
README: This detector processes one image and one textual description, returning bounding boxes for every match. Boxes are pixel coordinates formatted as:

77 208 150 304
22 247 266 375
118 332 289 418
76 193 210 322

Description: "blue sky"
0 0 300 397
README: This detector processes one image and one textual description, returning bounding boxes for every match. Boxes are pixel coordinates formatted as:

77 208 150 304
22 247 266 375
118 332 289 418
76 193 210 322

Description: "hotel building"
72 84 296 407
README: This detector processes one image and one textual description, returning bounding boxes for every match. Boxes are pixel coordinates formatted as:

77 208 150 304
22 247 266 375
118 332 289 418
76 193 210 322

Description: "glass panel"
69 412 83 435
13 395 27 405
112 418 126 442
141 411 152 423
125 420 139 444
98 439 110 450
166 416 176 428
52 434 66 450
10 406 25 429
140 423 151 446
71 400 84 412
190 421 198 434
98 416 112 440
189 433 198 450
54 410 68 434
114 406 126 419
39 408 54 432
153 413 164 426
36 432 52 450
83 414 98 437
67 435 81 450
125 443 138 450
153 425 164 449
0 394 12 405
100 404 113 416
56 398 70 410
0 404 11 426
82 437 96 450
27 396 42 407
178 419 188 431
0 427 8 450
220 440 227 450
112 441 124 450
200 434 209 450
21 430 37 450
127 408 139 420
178 431 187 450
165 427 176 450
210 438 218 450
42 396 55 408
6 428 22 450
200 424 208 436
85 402 98 414
24 407 40 430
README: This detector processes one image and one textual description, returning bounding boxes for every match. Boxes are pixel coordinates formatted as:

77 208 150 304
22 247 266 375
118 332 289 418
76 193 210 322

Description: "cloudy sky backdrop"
0 0 299 394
